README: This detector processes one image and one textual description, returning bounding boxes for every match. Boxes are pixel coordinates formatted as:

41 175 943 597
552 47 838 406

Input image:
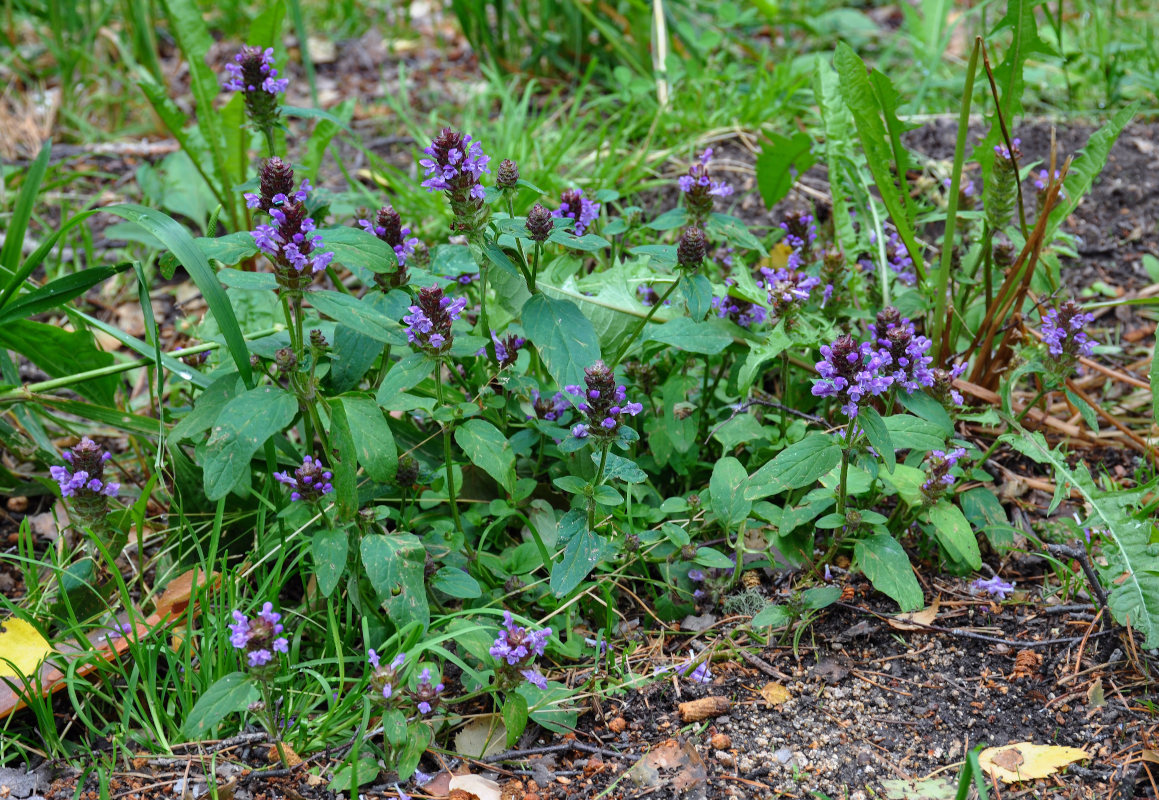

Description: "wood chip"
678 696 730 722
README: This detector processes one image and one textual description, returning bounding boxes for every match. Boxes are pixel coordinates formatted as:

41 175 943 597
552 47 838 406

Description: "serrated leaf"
1004 431 1159 647
738 322 792 393
596 451 646 484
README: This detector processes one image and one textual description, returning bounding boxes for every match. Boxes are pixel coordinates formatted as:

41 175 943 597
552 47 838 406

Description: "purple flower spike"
274 455 335 503
229 602 289 669
679 148 733 225
222 45 287 132
1041 299 1095 374
420 128 491 233
920 447 967 502
811 335 894 419
403 285 467 356
678 654 713 684
564 361 642 442
552 188 600 237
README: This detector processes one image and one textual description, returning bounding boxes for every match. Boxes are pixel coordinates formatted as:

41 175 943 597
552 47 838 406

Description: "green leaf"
854 533 923 611
330 325 381 394
646 316 733 355
880 464 927 508
310 290 406 345
833 43 923 284
597 451 646 484
361 533 430 631
710 457 751 528
895 391 953 435
1004 431 1159 647
959 487 1014 549
681 273 713 321
802 585 841 610
328 756 380 791
432 566 482 599
646 207 688 231
376 352 432 408
317 226 398 273
202 385 298 500
218 268 278 291
813 59 859 259
312 528 348 597
501 693 529 747
858 407 895 471
181 672 258 738
516 681 579 734
301 99 352 183
884 414 947 453
328 398 359 518
522 294 601 391
454 418 516 494
927 501 982 569
550 511 611 597
0 263 132 325
395 722 432 781
989 0 1055 126
0 142 51 281
592 485 623 505
170 374 244 442
336 395 397 483
0 321 115 405
103 204 253 386
746 435 842 499
738 322 792 393
751 604 792 629
755 131 817 209
553 475 588 494
198 232 259 267
695 547 735 569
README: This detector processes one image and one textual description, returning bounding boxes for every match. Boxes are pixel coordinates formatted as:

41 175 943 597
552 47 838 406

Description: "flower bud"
526 203 553 242
496 158 519 190
677 227 706 271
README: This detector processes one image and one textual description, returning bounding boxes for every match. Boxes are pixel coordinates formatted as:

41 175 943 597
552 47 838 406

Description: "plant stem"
588 444 610 530
531 241 542 287
434 366 465 537
835 419 857 515
974 386 1049 467
610 274 682 367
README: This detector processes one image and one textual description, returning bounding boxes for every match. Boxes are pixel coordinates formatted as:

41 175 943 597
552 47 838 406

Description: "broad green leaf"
695 547 736 569
312 528 348 597
960 487 1014 549
330 325 381 394
198 231 259 266
550 511 611 597
432 566 482 599
751 604 792 629
328 399 359 518
710 457 751 527
501 693 529 747
170 374 245 442
202 385 297 500
646 316 733 355
361 533 430 631
927 501 982 569
0 321 115 405
895 391 953 435
858 407 895 471
181 672 258 738
454 418 516 494
218 269 278 291
317 226 398 273
738 322 792 393
336 395 397 483
746 435 842 499
884 414 946 453
597 451 646 484
522 294 601 391
881 463 926 508
309 290 406 345
516 681 579 734
681 273 713 321
802 585 842 610
755 131 817 209
854 533 923 611
396 722 432 781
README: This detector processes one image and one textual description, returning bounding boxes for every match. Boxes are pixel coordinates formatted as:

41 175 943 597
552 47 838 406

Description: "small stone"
710 733 732 750
715 750 735 768
6 496 28 512
608 716 627 733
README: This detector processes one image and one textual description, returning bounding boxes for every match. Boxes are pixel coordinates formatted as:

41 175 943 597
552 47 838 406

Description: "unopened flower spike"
222 46 288 141
274 455 334 502
51 437 120 532
359 205 419 290
679 148 733 226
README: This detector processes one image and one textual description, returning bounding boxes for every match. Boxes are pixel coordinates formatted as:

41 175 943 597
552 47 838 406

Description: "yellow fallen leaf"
759 681 791 706
888 600 940 631
978 742 1089 783
0 618 52 679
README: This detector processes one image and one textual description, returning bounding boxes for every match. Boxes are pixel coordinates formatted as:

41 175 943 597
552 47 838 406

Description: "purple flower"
811 335 894 418
688 569 705 582
229 602 289 668
274 455 334 502
872 308 934 394
712 295 767 328
564 361 644 441
490 611 552 666
358 206 420 268
552 188 600 237
779 211 817 254
412 667 444 715
521 669 548 690
679 148 733 225
222 46 287 132
920 447 967 501
972 575 1015 600
52 438 119 500
1041 299 1095 371
403 285 467 355
530 389 570 422
476 330 525 367
758 266 821 320
247 169 332 289
678 654 713 684
420 128 490 233
993 138 1021 162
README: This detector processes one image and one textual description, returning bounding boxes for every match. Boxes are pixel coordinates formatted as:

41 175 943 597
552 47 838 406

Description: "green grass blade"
101 204 254 387
0 141 52 277
0 208 99 313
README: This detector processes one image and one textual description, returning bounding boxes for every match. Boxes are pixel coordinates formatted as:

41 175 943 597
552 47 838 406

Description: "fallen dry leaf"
759 682 791 707
453 715 507 759
448 774 501 800
888 600 940 631
626 738 707 800
978 742 1089 783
